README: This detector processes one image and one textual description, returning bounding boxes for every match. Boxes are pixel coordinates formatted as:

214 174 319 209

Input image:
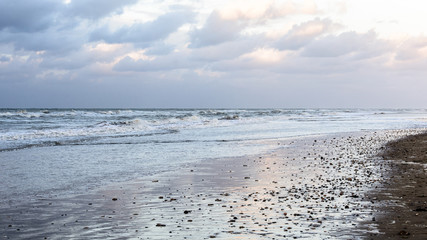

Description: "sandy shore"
1 129 425 239
369 132 427 239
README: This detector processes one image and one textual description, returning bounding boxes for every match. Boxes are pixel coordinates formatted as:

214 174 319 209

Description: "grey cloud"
66 0 138 20
0 0 139 34
190 36 265 62
272 54 365 75
40 55 88 70
0 0 61 33
113 54 196 72
209 31 390 75
113 36 264 72
301 31 389 58
145 42 174 56
275 18 335 50
115 36 265 72
2 1 427 109
0 55 10 62
90 11 194 44
39 41 133 70
1 28 84 54
189 11 246 48
0 0 142 54
0 0 81 54
0 56 40 86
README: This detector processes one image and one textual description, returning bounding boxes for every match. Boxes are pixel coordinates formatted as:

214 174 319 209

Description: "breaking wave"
1 108 426 152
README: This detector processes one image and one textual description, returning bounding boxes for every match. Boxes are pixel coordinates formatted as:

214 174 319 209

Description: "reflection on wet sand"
1 129 425 239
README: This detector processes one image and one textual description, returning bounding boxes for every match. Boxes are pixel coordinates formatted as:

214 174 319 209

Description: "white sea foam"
0 108 426 152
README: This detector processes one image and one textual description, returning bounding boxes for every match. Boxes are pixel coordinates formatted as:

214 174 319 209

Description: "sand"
1 129 426 239
368 132 427 239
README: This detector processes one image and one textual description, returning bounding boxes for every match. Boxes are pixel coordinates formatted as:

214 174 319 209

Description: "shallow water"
1 108 426 206
1 130 420 239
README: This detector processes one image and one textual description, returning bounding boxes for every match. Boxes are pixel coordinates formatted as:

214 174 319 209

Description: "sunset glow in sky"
1 0 427 108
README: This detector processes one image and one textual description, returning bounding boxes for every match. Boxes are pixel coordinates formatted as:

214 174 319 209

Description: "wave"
97 118 144 127
1 134 258 152
0 109 319 122
2 108 426 152
0 128 181 152
219 115 239 120
0 110 79 119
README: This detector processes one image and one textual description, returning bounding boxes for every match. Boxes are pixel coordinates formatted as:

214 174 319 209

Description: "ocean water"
1 108 426 206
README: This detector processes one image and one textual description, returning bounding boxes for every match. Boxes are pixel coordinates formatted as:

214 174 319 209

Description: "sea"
1 108 426 207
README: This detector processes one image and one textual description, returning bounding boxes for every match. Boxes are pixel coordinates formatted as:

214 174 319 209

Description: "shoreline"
1 129 426 239
369 132 427 239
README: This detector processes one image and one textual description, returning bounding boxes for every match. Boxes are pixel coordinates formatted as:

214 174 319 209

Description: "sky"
1 0 427 108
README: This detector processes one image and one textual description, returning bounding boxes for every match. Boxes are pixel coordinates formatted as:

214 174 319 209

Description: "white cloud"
190 36 263 62
275 18 337 50
301 31 390 59
217 0 318 21
1 0 427 108
113 52 196 72
66 0 138 20
394 36 427 61
189 1 320 48
90 10 194 45
189 11 246 48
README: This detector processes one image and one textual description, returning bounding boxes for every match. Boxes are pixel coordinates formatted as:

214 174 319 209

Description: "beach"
3 0 427 238
1 128 426 239
370 132 427 239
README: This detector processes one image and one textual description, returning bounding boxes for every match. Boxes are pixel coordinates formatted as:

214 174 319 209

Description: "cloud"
1 0 427 108
40 53 89 70
114 35 267 73
189 11 247 48
39 43 134 70
209 48 287 72
0 55 10 62
144 42 174 56
0 0 61 33
0 54 41 85
218 0 318 21
208 29 393 76
113 53 196 72
190 36 264 62
301 30 390 59
0 0 142 54
1 29 84 54
90 10 194 45
394 36 427 61
275 18 337 50
0 0 82 54
0 0 139 34
66 0 138 19
189 1 320 48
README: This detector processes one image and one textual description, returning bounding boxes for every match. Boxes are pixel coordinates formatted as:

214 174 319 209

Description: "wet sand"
0 129 425 239
369 132 427 239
